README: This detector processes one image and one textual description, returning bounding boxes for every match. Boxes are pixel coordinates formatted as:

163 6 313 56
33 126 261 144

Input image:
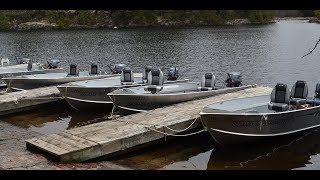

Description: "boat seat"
290 80 308 106
144 68 164 94
307 83 320 106
198 73 216 91
142 66 152 83
121 67 134 85
268 83 290 111
314 98 320 106
68 64 79 76
90 63 98 75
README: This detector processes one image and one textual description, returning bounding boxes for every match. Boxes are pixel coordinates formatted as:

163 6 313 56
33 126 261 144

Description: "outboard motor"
167 67 179 81
90 63 98 75
27 59 32 71
226 72 242 87
20 58 30 64
69 64 79 76
47 59 61 69
109 64 127 74
142 66 152 83
1 58 10 67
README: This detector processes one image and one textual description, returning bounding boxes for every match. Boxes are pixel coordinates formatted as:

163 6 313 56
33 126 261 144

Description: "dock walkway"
26 86 272 162
0 86 62 116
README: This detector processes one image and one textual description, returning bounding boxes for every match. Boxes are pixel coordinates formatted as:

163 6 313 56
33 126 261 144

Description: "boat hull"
4 74 116 90
0 67 64 85
58 77 188 110
111 85 255 114
58 86 117 110
200 106 320 146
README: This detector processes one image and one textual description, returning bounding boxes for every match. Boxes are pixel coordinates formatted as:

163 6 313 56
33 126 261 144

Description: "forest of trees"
0 10 277 30
0 10 319 30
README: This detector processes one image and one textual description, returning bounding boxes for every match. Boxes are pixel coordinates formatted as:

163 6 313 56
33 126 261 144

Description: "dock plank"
0 86 62 116
25 86 272 162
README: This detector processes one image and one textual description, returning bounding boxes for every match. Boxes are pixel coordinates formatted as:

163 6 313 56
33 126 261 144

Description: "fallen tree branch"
302 37 320 58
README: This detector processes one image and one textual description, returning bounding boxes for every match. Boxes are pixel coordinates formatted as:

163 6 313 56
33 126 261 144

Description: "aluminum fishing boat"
200 81 320 146
108 69 254 114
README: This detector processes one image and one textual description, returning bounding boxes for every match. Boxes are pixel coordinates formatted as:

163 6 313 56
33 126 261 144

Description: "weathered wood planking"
0 86 62 116
26 86 272 162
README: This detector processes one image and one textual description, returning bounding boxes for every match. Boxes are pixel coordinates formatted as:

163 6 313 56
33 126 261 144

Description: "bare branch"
302 37 320 58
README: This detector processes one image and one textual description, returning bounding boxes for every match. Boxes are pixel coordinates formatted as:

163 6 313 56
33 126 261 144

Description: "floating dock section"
0 86 62 116
25 85 272 162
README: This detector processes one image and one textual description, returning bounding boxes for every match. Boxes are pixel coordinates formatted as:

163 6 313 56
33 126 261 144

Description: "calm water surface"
1 20 320 170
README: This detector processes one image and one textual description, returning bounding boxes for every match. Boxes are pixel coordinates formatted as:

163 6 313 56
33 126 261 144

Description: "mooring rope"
114 115 206 137
146 127 206 137
160 116 200 133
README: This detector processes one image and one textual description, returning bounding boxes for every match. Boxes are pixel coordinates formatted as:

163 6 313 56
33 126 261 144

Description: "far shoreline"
0 17 317 32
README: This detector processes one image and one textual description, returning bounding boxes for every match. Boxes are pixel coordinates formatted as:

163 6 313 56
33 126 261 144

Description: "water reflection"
110 127 320 170
0 102 112 135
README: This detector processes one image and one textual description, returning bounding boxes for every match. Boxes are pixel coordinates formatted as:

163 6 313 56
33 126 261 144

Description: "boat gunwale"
56 79 189 89
1 73 115 81
65 96 113 104
107 84 255 97
199 93 320 116
209 124 320 137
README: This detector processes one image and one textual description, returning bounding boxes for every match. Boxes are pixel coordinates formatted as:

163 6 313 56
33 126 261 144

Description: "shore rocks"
17 21 58 30
225 18 251 25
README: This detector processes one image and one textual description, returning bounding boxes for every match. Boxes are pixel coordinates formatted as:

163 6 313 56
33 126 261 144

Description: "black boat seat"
314 98 320 106
306 83 320 106
268 83 290 111
198 73 216 91
121 67 134 85
68 64 79 76
144 68 164 94
290 80 308 106
90 63 98 75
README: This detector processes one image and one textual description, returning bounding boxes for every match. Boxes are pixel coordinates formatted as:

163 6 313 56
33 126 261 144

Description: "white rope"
146 126 206 137
161 117 200 133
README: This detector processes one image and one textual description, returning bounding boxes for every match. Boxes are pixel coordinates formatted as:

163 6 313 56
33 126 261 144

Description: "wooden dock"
25 85 272 162
0 86 62 116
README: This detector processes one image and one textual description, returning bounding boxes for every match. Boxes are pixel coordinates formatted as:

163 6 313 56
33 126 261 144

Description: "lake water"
2 20 320 169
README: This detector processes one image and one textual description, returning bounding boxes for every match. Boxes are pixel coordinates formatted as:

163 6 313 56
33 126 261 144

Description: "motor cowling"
167 67 179 81
47 59 61 69
20 58 30 64
112 64 127 74
226 72 242 87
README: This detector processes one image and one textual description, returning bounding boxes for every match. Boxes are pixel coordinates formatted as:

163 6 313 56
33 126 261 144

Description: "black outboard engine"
20 58 30 64
143 66 152 83
110 64 127 74
167 67 179 81
90 63 98 75
226 72 242 87
47 59 61 69
69 64 79 76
